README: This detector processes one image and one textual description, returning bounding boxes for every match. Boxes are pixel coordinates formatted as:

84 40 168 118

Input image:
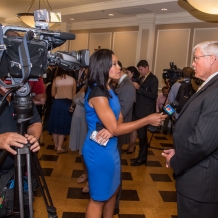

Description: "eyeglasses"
193 55 211 62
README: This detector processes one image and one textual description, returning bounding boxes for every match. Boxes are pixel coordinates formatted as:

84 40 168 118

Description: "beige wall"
69 27 139 67
140 29 149 61
50 21 218 90
154 22 218 90
113 31 138 67
154 29 190 87
89 32 112 54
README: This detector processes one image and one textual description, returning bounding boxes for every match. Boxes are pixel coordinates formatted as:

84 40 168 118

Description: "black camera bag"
0 36 48 78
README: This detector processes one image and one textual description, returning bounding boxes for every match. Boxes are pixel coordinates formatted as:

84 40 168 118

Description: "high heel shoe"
126 146 136 154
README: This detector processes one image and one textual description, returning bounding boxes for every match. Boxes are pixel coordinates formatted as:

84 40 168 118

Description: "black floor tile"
39 155 59 161
75 156 82 163
42 168 53 176
146 161 162 167
122 172 133 180
150 173 172 182
148 150 154 155
46 144 55 150
120 190 140 201
72 169 83 178
160 143 174 148
159 191 177 202
67 187 89 199
62 212 85 218
121 159 128 165
154 136 168 140
119 215 145 218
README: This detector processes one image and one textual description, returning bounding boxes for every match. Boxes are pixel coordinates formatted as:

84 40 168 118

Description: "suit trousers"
137 125 148 160
177 192 218 218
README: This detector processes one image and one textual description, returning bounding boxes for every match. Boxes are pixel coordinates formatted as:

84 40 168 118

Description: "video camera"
162 62 183 86
0 9 89 89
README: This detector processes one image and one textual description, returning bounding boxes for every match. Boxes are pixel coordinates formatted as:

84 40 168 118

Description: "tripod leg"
31 152 57 218
26 153 33 218
148 132 154 147
14 154 24 218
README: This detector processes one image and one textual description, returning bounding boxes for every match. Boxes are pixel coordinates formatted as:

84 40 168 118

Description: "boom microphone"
39 31 76 40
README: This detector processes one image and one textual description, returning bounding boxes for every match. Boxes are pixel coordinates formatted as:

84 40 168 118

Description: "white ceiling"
0 0 218 26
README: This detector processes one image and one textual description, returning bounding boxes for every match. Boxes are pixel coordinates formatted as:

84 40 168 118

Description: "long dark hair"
86 49 114 97
55 66 70 79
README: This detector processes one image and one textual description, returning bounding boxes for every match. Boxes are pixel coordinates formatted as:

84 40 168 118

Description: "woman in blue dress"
83 49 167 218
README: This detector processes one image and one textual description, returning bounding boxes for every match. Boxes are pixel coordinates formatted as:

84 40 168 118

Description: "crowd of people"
1 40 218 218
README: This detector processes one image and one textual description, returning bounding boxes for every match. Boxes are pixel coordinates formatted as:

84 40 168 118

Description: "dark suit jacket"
171 73 218 202
134 72 158 118
116 76 135 145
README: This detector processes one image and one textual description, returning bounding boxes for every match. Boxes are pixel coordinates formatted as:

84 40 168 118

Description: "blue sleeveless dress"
82 87 120 201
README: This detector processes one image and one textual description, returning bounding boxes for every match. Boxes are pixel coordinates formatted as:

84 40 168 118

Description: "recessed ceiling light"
161 8 168 11
109 14 114 16
70 18 74 20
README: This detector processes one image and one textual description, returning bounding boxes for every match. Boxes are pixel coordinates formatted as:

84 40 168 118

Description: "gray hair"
193 41 218 58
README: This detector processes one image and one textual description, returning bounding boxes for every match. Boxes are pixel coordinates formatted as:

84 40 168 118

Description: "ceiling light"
109 14 114 16
17 0 60 28
161 8 168 11
70 18 74 21
187 0 218 14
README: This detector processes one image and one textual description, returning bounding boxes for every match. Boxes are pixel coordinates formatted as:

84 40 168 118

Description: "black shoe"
130 157 139 162
131 159 147 166
113 207 120 215
126 146 136 154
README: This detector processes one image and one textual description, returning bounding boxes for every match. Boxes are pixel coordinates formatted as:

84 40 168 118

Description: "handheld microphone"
147 101 179 133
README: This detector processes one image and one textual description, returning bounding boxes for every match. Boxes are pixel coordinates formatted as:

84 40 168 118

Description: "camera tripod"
0 87 57 218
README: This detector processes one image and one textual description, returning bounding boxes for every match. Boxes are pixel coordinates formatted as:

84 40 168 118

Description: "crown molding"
60 0 176 15
71 16 139 30
156 12 207 24
70 11 218 30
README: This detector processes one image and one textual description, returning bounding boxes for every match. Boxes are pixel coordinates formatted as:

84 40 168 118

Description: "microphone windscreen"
59 32 76 40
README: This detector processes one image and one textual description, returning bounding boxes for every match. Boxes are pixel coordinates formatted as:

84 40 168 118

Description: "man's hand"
162 149 175 168
133 82 140 90
25 134 40 152
0 133 26 155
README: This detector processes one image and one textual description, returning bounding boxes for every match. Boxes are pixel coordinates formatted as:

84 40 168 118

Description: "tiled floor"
33 130 178 218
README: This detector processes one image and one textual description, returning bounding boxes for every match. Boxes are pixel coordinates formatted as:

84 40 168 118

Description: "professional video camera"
162 62 183 86
0 9 90 218
0 9 89 89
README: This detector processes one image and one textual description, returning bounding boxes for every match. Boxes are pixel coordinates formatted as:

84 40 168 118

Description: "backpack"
0 168 14 217
0 168 30 217
175 81 195 113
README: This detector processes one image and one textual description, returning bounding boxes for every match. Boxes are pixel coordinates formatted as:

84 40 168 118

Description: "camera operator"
0 85 41 175
168 67 194 119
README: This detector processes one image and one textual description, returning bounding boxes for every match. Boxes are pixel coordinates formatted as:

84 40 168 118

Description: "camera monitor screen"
163 104 175 116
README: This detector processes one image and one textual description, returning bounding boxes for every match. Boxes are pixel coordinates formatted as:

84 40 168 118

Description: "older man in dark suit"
131 60 158 166
162 41 218 218
114 61 135 214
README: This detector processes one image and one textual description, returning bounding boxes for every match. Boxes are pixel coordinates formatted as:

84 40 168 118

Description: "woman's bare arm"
89 96 167 136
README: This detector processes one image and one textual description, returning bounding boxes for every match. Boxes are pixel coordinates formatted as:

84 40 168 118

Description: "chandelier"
187 0 218 14
17 0 60 28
